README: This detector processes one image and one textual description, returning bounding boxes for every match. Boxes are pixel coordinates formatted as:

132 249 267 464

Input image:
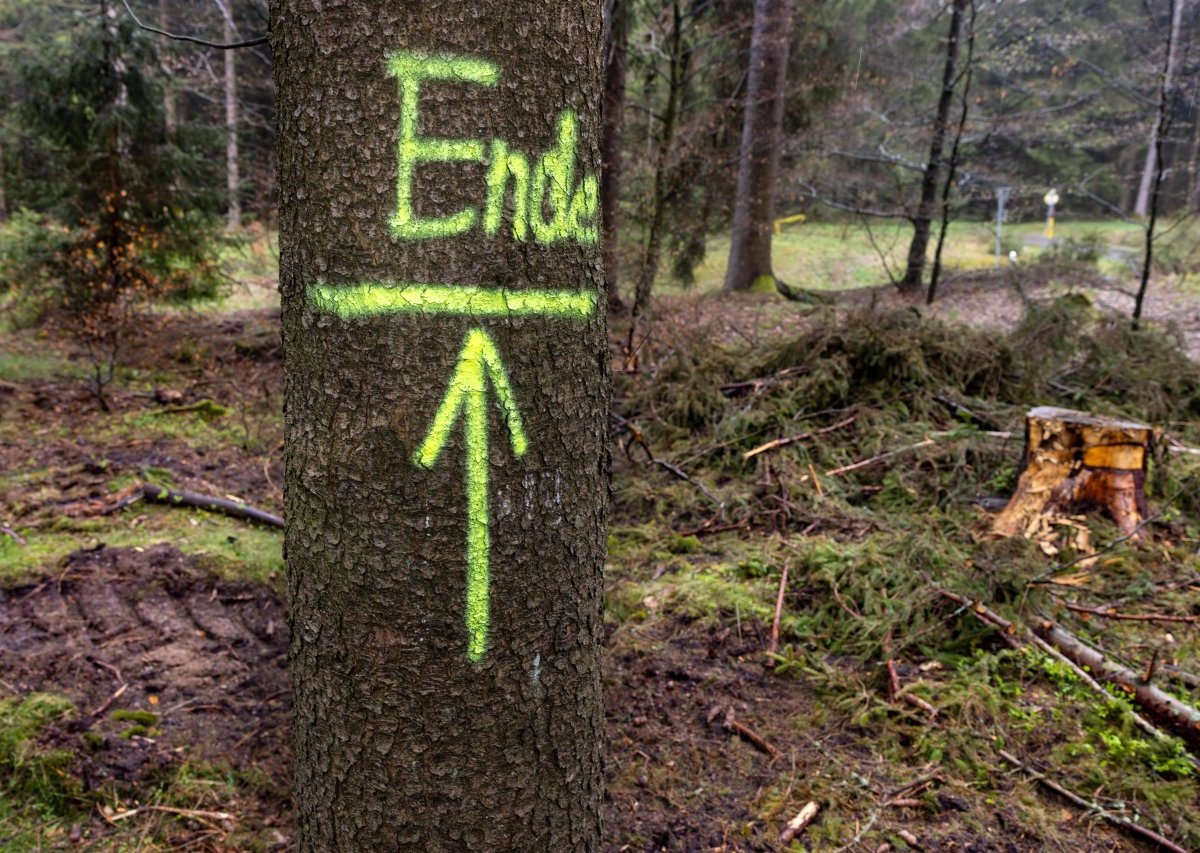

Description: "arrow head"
414 328 528 468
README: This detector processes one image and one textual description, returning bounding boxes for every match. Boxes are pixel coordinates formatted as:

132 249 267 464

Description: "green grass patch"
0 508 282 588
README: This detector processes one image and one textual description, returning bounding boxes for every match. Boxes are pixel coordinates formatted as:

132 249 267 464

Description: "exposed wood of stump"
992 407 1155 538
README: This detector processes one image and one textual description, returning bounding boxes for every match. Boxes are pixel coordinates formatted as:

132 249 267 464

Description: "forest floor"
4 238 1200 850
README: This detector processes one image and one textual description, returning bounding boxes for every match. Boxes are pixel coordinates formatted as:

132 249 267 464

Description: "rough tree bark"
273 1 609 848
900 0 966 293
1133 0 1185 219
602 0 628 313
723 0 792 293
219 0 240 229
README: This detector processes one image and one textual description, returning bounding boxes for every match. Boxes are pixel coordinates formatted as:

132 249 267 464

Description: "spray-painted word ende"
389 51 598 245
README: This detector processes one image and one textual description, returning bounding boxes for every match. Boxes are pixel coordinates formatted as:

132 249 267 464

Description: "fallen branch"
937 589 1194 755
743 416 856 461
935 589 1022 649
1 524 26 546
999 749 1188 853
675 520 747 538
109 484 284 529
1060 601 1200 625
825 438 936 477
933 394 1002 431
1035 620 1200 749
720 365 809 398
654 460 726 521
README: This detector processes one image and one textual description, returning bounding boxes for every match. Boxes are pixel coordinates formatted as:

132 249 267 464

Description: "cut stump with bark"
992 407 1155 538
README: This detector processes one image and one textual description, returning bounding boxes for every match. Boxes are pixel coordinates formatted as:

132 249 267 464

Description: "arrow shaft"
412 327 528 662
465 366 490 662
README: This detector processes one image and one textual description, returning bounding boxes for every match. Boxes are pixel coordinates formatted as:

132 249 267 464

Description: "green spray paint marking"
309 282 596 319
414 329 528 662
388 50 598 244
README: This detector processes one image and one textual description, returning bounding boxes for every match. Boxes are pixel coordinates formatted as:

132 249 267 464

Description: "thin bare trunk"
723 0 792 293
221 0 240 229
0 136 7 223
160 0 176 135
602 0 628 313
1134 0 1185 218
927 1 975 305
1134 0 1181 328
1187 112 1200 214
631 0 685 320
900 0 966 292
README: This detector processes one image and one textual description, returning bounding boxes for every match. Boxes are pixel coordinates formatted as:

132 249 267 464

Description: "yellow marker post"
1044 188 1059 241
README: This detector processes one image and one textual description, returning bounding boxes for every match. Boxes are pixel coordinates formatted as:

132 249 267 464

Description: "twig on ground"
653 460 726 521
707 705 780 758
743 416 857 460
935 588 1023 649
1 524 26 545
778 801 819 845
999 750 1188 853
89 682 128 718
766 561 790 662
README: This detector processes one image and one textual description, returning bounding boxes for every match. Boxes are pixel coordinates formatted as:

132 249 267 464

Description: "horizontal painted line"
309 283 596 320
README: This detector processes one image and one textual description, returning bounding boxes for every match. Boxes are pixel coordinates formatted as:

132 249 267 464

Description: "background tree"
274 0 609 847
723 0 793 293
899 0 968 293
603 0 629 313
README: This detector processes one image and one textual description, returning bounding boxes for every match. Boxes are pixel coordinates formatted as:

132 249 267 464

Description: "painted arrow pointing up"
414 328 528 662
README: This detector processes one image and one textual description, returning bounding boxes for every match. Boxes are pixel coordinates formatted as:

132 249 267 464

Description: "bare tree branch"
120 0 268 49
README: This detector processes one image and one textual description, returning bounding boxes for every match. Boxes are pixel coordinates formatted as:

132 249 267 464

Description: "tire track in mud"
0 544 290 813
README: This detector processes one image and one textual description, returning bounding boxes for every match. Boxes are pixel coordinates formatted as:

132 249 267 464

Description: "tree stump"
992 407 1155 538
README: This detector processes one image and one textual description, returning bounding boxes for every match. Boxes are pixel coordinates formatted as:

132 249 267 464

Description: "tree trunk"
221 0 241 229
992 407 1154 539
602 0 628 313
273 1 608 849
900 0 966 293
723 0 792 293
1133 0 1185 219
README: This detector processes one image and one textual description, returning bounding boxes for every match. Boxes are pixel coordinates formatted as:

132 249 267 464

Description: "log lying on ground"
993 407 1155 538
1036 620 1200 749
110 484 284 529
